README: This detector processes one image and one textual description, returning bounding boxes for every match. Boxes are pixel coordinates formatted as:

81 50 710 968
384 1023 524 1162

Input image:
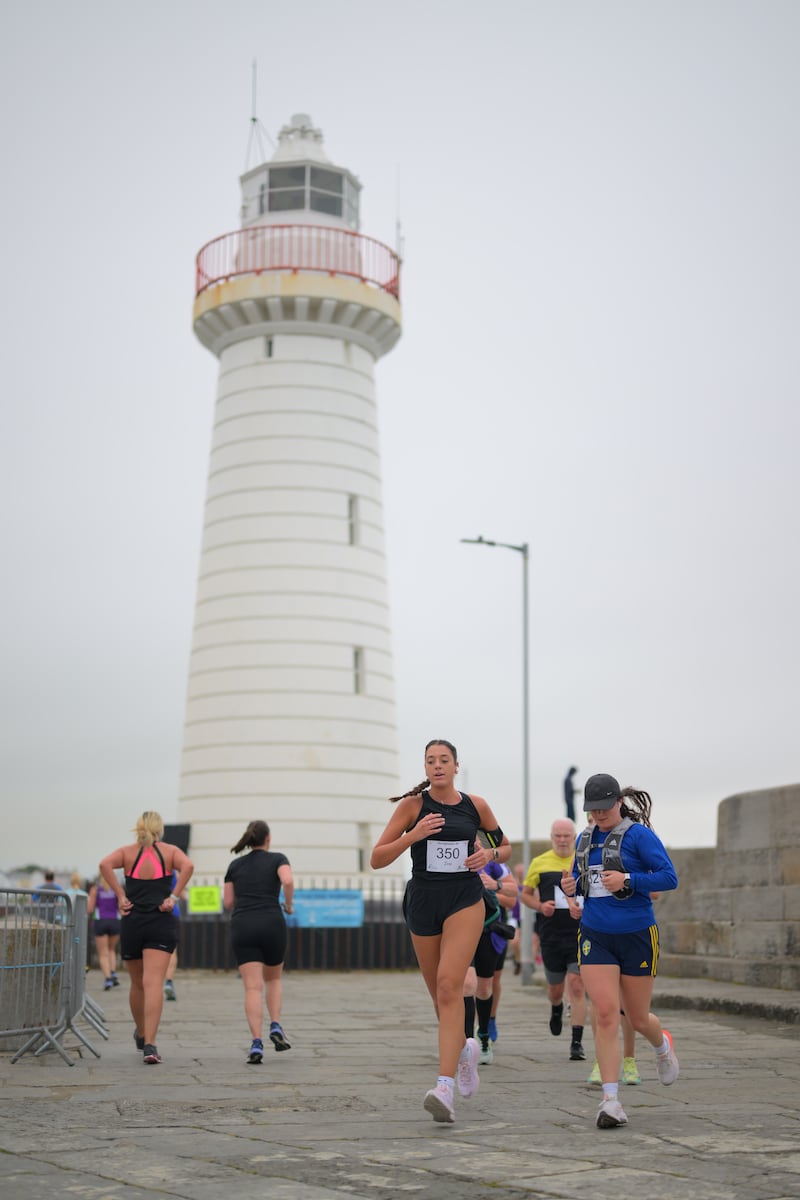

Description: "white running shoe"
596 1097 628 1128
655 1030 679 1085
424 1085 455 1123
479 1042 494 1065
456 1037 480 1098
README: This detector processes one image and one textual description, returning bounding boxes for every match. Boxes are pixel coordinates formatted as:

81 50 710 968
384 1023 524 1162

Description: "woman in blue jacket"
561 773 679 1130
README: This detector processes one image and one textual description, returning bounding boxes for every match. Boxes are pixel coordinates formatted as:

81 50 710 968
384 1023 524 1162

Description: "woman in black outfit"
371 739 511 1124
99 811 193 1064
223 820 295 1064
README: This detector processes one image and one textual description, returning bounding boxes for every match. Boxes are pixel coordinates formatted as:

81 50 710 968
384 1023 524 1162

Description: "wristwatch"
623 874 631 888
492 847 500 861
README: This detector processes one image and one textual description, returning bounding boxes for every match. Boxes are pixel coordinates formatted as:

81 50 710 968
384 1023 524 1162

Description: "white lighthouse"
177 114 403 882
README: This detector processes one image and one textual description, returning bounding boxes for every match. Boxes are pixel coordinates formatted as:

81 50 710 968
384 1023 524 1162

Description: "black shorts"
120 910 178 959
230 909 287 967
94 918 120 937
403 875 484 937
473 928 504 979
541 933 580 982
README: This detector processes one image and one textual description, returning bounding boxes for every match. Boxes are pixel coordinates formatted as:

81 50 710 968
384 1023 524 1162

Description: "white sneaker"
456 1037 480 1098
655 1030 679 1085
596 1097 628 1128
479 1042 494 1065
424 1085 455 1123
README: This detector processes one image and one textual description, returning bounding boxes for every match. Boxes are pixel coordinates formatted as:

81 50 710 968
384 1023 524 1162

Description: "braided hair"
388 738 459 803
619 787 653 829
389 779 429 804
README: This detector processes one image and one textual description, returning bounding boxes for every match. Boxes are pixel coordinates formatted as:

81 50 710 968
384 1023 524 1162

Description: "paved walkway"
1 967 799 1200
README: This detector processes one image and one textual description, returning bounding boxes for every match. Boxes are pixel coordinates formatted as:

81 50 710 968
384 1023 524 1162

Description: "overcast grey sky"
1 1 797 877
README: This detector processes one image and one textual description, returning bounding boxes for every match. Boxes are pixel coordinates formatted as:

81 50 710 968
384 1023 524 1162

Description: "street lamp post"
460 535 534 985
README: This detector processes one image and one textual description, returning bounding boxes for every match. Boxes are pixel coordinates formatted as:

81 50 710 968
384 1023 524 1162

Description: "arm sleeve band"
483 826 504 849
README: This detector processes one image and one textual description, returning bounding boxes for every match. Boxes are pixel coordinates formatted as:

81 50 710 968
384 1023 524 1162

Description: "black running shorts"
120 910 178 959
403 875 484 937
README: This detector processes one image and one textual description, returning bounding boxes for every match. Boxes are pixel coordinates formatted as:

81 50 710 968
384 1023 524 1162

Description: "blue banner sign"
286 889 364 929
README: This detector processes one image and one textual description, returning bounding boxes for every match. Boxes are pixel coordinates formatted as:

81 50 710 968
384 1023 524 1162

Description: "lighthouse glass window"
309 167 343 217
266 165 359 228
268 165 306 212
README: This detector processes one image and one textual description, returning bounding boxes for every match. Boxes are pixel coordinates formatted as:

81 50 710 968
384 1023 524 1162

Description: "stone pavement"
1 966 799 1200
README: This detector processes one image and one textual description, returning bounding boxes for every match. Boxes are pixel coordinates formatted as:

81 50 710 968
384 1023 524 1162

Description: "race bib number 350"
427 840 469 873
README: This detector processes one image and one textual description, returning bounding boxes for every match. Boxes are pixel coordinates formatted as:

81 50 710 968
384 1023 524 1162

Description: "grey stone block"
660 920 734 957
686 887 733 921
782 884 800 920
778 847 800 885
717 847 772 879
718 784 800 852
732 920 798 958
731 884 784 921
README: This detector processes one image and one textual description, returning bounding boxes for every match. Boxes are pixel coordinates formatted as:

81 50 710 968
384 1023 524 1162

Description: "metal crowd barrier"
0 888 109 1065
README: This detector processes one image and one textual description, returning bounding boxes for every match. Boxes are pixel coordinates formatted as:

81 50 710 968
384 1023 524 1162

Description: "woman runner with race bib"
561 773 679 1131
370 739 510 1124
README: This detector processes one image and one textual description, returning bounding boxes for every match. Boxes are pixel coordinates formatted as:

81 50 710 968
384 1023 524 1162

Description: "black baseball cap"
583 773 621 811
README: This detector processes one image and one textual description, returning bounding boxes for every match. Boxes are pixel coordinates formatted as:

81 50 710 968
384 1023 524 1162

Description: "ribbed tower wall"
177 266 403 881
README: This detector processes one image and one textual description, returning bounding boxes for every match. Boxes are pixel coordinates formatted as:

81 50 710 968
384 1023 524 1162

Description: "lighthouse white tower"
177 114 403 882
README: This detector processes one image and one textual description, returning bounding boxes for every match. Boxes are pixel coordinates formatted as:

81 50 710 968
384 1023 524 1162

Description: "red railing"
195 224 401 300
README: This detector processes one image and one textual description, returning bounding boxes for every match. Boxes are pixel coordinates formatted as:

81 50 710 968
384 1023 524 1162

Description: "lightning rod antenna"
245 58 276 171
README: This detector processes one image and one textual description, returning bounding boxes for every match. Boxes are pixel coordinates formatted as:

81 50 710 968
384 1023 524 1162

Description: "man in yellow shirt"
520 819 587 1061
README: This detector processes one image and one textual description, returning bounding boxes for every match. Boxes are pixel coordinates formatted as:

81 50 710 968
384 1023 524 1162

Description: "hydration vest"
575 817 634 899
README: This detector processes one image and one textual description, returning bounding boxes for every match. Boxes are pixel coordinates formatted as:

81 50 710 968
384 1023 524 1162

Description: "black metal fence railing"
179 886 416 972
179 916 417 972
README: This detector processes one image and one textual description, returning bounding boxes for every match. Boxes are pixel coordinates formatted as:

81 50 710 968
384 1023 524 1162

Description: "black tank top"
409 790 483 880
125 843 172 912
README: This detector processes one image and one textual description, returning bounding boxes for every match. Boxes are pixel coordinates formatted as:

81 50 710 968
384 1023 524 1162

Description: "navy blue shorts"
403 876 484 937
577 923 659 976
120 910 178 959
94 918 120 937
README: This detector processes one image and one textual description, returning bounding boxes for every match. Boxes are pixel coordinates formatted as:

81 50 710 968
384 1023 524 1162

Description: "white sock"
437 1075 454 1094
602 1082 620 1100
656 1036 671 1056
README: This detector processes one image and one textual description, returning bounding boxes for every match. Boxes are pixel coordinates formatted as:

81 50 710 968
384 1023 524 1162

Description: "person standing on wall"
370 738 511 1124
564 766 579 821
